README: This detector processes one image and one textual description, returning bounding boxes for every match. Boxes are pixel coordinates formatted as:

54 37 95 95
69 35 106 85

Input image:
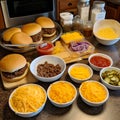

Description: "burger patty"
31 31 42 42
43 28 56 34
2 64 27 79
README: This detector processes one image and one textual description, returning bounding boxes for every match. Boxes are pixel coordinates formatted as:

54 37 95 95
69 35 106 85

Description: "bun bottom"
43 30 56 37
1 63 29 82
33 37 43 44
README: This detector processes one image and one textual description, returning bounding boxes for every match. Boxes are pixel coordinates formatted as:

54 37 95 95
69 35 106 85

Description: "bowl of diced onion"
47 81 77 107
9 84 47 118
93 19 120 45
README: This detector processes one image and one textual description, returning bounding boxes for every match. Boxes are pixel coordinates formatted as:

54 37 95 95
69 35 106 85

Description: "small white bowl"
100 67 120 90
79 80 109 106
93 19 120 45
88 53 113 71
30 55 66 82
9 84 47 118
68 63 93 83
47 81 77 107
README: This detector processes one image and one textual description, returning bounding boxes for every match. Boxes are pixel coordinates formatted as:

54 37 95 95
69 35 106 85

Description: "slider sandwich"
36 16 56 37
0 54 29 82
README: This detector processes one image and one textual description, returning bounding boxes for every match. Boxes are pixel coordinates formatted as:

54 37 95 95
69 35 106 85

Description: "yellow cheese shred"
61 31 84 44
49 81 76 103
80 82 107 102
10 84 46 113
96 27 119 39
70 66 91 80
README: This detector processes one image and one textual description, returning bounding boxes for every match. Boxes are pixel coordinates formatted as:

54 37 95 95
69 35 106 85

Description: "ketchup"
36 42 54 55
90 56 111 67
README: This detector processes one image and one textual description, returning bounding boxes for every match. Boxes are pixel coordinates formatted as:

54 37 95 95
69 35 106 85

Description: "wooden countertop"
0 36 120 120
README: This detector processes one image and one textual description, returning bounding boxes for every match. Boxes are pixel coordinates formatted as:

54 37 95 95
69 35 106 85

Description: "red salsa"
90 56 111 67
36 42 54 55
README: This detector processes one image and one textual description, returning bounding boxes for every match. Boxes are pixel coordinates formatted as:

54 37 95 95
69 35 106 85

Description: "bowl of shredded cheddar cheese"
93 19 120 45
9 84 47 118
68 63 93 83
47 81 77 107
79 80 109 106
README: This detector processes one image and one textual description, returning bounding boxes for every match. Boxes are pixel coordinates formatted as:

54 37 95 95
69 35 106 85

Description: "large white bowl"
68 63 93 83
47 81 77 107
93 19 120 45
100 67 120 90
30 55 66 82
79 80 109 106
88 53 113 71
9 84 47 118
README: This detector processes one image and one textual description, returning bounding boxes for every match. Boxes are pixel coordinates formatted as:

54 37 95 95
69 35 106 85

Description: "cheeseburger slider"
11 32 33 45
2 27 21 43
36 16 56 37
21 23 43 43
0 54 29 82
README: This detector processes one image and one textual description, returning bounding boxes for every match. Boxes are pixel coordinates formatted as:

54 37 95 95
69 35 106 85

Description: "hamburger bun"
11 32 33 45
36 16 56 37
0 54 29 82
2 27 21 42
21 23 43 43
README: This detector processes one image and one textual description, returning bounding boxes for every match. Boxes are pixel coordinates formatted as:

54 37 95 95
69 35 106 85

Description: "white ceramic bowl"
93 19 120 45
47 81 77 107
100 67 120 90
30 55 66 82
9 84 47 118
68 63 93 83
79 80 109 106
88 53 113 71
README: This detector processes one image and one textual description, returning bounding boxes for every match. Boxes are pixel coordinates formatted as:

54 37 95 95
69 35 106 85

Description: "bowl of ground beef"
30 55 66 82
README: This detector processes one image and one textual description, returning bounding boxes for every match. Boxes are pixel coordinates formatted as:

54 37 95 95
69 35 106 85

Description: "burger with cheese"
36 16 56 37
0 54 29 82
21 23 43 43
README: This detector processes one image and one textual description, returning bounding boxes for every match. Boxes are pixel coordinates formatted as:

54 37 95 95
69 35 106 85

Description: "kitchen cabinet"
0 4 5 29
105 2 120 22
56 0 79 20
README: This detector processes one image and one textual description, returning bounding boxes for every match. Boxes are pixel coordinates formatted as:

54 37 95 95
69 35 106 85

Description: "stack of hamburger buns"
2 16 56 46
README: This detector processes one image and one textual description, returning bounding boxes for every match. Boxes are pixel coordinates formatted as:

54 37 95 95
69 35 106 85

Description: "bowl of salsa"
88 53 113 71
36 42 54 55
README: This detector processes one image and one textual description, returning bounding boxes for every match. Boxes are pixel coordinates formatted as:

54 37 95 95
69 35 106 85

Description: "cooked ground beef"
43 28 56 34
37 61 61 77
2 64 27 79
31 31 42 42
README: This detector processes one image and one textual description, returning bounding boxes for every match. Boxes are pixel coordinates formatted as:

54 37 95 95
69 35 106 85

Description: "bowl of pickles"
100 67 120 90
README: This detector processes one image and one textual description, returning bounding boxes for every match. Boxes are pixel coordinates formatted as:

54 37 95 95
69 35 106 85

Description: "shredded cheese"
96 27 119 39
52 41 66 54
49 81 76 103
80 82 107 102
70 65 91 80
10 84 46 113
61 31 84 44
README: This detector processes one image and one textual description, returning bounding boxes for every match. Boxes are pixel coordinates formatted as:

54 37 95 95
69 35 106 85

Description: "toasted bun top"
11 32 33 45
21 23 42 36
2 27 21 41
36 17 55 28
0 54 27 72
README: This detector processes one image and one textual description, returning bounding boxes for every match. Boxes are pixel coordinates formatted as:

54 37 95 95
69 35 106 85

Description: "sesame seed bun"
2 27 21 42
11 32 33 45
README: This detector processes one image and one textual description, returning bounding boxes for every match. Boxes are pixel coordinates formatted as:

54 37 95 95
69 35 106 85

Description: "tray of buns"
0 17 62 53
